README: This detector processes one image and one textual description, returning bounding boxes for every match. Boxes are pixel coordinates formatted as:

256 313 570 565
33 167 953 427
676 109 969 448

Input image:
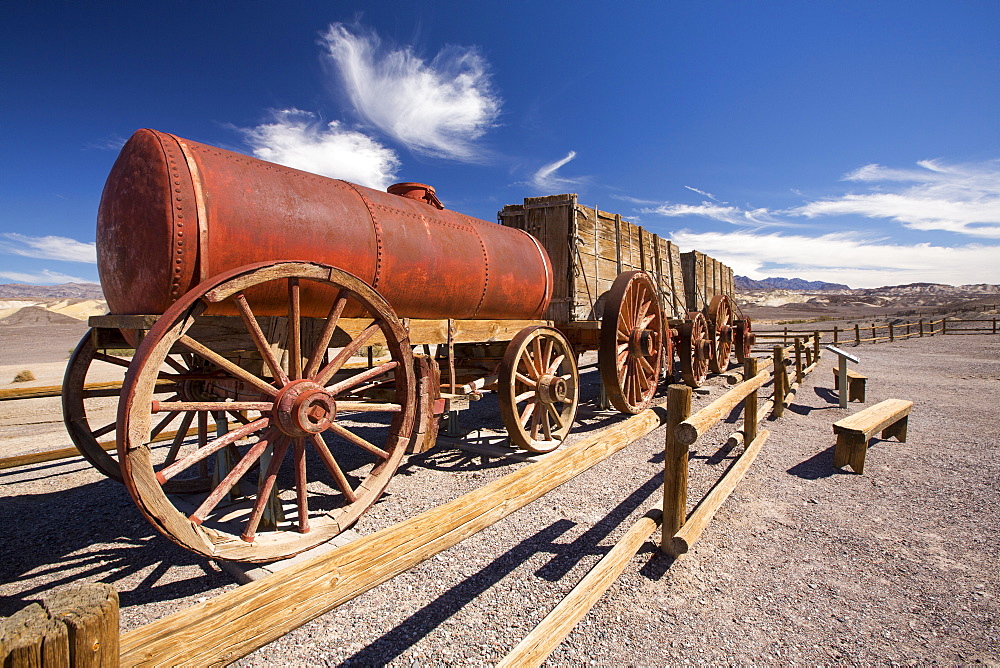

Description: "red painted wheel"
498 326 579 453
707 295 734 374
678 312 710 388
599 271 664 414
734 318 755 363
118 261 417 562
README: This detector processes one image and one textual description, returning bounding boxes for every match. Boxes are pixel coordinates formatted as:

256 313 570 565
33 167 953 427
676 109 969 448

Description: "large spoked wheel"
678 312 710 388
599 271 664 414
118 261 416 562
498 326 579 453
733 318 755 364
63 332 234 492
707 295 734 374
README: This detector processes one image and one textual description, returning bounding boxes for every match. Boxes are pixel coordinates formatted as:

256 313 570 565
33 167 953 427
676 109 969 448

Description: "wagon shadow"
0 466 229 617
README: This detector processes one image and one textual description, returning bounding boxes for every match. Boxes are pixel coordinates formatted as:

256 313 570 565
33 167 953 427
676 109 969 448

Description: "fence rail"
753 315 997 347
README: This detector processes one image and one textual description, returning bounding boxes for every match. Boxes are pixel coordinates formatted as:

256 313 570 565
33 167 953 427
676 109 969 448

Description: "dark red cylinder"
97 129 552 320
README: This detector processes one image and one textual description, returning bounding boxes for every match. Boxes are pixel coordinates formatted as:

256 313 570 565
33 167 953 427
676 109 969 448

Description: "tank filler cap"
387 182 444 210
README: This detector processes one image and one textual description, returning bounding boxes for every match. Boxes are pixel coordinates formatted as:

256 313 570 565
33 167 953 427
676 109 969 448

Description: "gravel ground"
1 333 998 665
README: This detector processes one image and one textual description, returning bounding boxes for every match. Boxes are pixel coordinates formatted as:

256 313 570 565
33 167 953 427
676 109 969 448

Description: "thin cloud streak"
532 151 582 191
0 234 97 263
668 230 998 288
321 23 501 161
795 159 1000 238
243 109 401 189
0 269 92 284
642 202 796 229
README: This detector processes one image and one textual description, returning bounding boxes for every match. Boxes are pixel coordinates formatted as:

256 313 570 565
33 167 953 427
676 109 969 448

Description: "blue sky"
2 1 997 288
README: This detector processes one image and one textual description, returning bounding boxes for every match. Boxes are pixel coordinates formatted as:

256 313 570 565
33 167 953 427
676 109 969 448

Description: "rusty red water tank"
97 129 553 320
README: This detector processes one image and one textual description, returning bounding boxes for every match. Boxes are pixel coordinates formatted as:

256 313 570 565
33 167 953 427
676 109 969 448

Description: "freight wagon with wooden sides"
61 129 748 564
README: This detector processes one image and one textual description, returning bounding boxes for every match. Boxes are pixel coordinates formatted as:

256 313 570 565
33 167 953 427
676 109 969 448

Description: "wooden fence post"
794 338 803 383
743 359 760 442
662 384 692 554
772 346 786 418
993 317 996 334
0 583 118 667
889 322 894 342
854 323 861 346
871 323 876 342
813 330 821 359
783 326 788 344
942 318 948 334
833 325 839 344
919 319 924 337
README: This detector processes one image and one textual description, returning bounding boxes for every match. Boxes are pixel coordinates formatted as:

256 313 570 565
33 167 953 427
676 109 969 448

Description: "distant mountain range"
735 276 851 291
0 282 105 299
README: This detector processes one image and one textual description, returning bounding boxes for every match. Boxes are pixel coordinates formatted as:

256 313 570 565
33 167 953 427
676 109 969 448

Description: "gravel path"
1 334 997 665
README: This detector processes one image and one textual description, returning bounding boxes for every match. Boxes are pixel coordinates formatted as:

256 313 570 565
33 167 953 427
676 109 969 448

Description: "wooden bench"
832 398 912 474
832 367 867 402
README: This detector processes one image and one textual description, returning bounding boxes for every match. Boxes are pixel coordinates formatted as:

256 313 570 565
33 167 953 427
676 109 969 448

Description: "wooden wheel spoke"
542 338 554 371
309 433 358 503
305 291 347 378
530 407 541 439
234 293 290 385
328 422 390 459
241 437 292 542
314 321 381 387
288 278 302 381
293 437 309 533
93 351 132 369
519 350 539 379
187 427 276 524
163 355 188 374
164 412 195 466
546 402 566 430
179 335 279 397
547 354 566 375
336 401 402 413
326 360 399 396
514 371 536 387
638 355 655 376
91 421 116 439
514 389 536 403
640 313 657 330
149 407 181 439
157 417 270 484
541 409 552 440
153 401 274 413
519 400 536 427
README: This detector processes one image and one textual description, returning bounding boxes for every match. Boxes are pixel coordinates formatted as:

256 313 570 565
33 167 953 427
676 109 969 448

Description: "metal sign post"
824 345 860 409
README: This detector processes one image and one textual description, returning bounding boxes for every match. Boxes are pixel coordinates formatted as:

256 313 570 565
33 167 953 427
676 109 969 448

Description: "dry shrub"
12 369 36 383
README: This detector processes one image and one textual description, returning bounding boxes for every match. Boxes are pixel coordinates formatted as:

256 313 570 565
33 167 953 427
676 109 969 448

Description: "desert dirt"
0 320 998 665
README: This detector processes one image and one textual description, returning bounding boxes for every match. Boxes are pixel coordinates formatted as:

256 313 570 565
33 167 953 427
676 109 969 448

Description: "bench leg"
848 378 866 403
881 415 908 442
834 432 868 473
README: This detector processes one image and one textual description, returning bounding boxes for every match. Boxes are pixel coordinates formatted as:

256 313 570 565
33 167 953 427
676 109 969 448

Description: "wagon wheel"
706 295 734 374
599 271 664 414
62 331 225 492
733 317 755 364
498 326 579 453
118 261 416 562
677 312 710 388
661 326 676 383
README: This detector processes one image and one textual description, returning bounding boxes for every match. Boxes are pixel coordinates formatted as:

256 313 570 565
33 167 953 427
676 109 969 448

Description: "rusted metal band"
343 182 383 289
154 133 200 301
173 136 210 284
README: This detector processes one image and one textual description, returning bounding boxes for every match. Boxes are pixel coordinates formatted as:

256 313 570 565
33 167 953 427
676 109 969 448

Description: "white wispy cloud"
531 151 583 191
794 159 1000 238
642 202 793 228
0 269 92 284
0 234 97 263
243 109 401 190
668 230 999 288
321 23 501 161
684 185 718 201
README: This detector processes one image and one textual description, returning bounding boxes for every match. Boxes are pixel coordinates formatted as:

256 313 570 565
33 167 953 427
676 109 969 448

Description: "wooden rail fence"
754 315 997 347
4 338 823 666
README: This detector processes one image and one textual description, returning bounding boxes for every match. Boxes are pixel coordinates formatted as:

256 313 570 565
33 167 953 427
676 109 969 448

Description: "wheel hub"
273 380 336 436
536 374 568 404
629 328 658 358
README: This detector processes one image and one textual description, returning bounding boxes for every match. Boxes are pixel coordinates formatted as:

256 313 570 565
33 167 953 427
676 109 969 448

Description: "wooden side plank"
119 402 671 667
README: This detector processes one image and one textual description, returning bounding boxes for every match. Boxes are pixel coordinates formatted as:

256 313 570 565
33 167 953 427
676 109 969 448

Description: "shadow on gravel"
813 387 842 404
341 470 663 665
786 445 851 480
0 467 229 616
